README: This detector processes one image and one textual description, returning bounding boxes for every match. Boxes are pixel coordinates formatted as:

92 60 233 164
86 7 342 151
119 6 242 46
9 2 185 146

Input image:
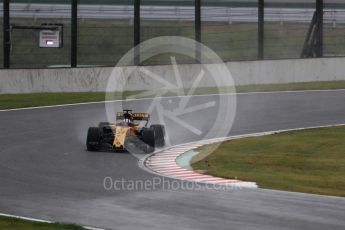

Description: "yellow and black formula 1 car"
86 110 165 153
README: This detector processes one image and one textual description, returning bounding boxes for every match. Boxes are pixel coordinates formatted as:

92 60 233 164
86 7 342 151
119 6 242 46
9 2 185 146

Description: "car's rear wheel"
142 128 155 153
86 127 101 151
150 124 165 147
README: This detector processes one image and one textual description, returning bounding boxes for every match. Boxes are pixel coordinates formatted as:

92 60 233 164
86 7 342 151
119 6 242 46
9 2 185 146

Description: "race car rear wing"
133 113 150 121
116 112 150 121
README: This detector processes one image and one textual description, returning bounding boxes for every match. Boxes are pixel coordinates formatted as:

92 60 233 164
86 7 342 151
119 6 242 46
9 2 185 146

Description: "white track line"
177 175 216 179
147 161 177 164
155 168 189 172
1 89 345 112
191 178 235 183
166 172 205 176
0 213 105 230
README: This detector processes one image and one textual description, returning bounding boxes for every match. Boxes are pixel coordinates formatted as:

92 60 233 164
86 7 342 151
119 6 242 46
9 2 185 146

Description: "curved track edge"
142 123 345 189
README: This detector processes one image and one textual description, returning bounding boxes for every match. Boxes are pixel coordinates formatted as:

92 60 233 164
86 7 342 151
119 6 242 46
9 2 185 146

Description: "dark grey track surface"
0 90 345 230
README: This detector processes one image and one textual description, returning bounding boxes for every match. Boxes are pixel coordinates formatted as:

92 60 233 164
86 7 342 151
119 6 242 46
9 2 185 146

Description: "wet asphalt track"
0 90 345 230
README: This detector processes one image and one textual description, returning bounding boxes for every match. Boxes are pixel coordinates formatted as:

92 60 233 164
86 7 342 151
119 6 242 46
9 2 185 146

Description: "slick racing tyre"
86 127 101 151
142 128 155 153
150 124 165 147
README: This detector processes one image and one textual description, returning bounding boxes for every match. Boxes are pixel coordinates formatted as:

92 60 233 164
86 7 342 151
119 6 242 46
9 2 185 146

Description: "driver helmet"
124 113 133 124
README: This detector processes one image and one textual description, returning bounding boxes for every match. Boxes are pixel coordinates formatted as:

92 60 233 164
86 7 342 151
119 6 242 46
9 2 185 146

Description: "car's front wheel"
86 127 101 151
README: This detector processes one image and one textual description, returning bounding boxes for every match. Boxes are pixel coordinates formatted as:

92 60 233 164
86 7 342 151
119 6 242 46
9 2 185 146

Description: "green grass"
1 80 345 110
191 126 345 197
0 216 85 230
0 91 116 110
235 80 345 92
